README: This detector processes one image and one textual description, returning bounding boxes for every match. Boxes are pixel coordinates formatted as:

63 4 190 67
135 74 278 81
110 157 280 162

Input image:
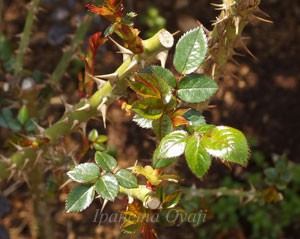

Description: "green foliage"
201 126 249 166
66 185 95 213
155 130 188 158
95 173 119 201
95 152 117 172
185 135 211 178
173 27 207 74
67 163 100 183
115 169 138 189
177 74 218 103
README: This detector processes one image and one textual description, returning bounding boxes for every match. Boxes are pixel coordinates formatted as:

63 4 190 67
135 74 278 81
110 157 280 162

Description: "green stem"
183 187 259 199
8 28 174 167
14 0 40 75
50 15 93 83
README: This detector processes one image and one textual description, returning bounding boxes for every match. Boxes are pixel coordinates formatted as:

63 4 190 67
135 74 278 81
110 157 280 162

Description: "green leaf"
143 66 176 88
128 80 160 98
183 109 206 126
153 70 172 104
88 129 98 141
95 152 117 172
185 135 211 178
132 114 153 129
152 114 172 139
115 169 138 189
67 163 100 183
153 150 177 168
95 173 119 201
132 98 163 120
162 190 182 209
192 124 216 134
202 126 249 166
173 27 207 74
177 74 218 103
156 130 188 159
66 185 95 213
17 105 29 125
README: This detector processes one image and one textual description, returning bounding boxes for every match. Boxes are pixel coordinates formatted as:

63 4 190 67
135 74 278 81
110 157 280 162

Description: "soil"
0 0 299 238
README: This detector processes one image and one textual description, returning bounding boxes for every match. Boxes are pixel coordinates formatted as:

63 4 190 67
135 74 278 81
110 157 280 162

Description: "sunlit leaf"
156 130 188 159
133 114 153 129
66 185 95 213
95 152 117 172
185 135 211 178
95 173 119 201
143 66 176 88
177 74 218 103
67 163 100 183
202 126 249 166
173 27 207 74
115 169 138 188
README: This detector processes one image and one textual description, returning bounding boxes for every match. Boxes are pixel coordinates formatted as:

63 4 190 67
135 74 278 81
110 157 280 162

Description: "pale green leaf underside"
67 163 100 183
95 173 119 201
66 185 95 213
202 126 249 166
157 130 188 158
133 114 153 129
178 74 218 103
173 26 207 74
185 135 211 178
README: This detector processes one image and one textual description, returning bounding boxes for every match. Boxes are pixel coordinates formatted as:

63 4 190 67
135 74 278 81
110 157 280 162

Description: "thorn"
60 117 69 124
9 141 23 151
108 37 133 61
32 120 46 134
97 98 108 128
75 103 91 112
156 50 169 68
196 21 210 35
172 30 181 36
79 122 87 136
61 97 73 113
94 72 118 84
252 15 273 24
212 16 228 26
86 72 107 89
212 63 216 79
22 173 32 189
100 199 108 213
234 16 240 35
256 7 271 18
59 179 73 190
101 105 108 128
0 155 10 163
34 150 43 166
71 120 79 130
21 158 30 171
238 38 257 60
123 60 138 74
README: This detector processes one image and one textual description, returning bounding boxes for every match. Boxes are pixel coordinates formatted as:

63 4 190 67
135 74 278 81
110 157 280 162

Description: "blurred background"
0 0 300 238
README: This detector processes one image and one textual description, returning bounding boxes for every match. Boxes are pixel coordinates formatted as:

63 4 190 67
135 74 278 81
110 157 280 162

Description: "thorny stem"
14 0 40 75
51 15 93 83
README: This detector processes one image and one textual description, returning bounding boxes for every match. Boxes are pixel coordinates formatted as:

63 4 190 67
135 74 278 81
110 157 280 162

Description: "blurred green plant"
139 5 166 38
